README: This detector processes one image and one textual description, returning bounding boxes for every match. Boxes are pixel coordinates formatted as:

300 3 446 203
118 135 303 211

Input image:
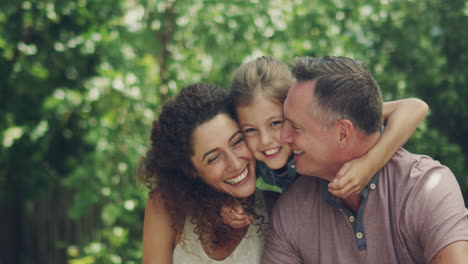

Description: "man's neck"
348 131 381 161
332 132 381 211
321 132 381 182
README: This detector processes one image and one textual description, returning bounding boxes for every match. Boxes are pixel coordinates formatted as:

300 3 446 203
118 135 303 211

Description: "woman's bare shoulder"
142 191 183 264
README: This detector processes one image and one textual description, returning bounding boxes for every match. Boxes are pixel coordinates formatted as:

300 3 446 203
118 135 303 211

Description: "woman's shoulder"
143 191 185 263
145 191 184 243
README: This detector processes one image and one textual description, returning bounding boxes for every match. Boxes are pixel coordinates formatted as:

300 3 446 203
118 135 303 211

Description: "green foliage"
1 0 467 263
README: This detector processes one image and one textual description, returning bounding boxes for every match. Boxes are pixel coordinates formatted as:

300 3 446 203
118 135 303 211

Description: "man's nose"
280 121 293 144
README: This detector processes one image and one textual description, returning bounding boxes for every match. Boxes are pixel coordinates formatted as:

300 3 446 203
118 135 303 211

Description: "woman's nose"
226 151 242 170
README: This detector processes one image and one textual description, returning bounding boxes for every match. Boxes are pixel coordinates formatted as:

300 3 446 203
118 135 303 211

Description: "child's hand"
328 156 375 198
220 204 250 229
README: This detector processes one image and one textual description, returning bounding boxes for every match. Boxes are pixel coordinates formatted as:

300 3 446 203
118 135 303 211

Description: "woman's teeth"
294 150 304 155
264 147 280 156
225 168 249 185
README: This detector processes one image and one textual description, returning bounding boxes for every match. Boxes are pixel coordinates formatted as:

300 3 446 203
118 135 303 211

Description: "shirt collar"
320 170 381 208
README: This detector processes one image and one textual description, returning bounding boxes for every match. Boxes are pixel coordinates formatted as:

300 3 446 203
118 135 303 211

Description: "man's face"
280 80 341 180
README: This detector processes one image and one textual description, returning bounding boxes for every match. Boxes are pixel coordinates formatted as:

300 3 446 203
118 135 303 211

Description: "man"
263 56 468 263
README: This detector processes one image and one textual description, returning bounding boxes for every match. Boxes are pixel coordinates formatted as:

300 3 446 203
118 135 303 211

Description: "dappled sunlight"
424 172 442 193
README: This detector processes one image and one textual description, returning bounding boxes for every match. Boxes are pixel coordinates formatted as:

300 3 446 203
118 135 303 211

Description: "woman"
140 83 266 263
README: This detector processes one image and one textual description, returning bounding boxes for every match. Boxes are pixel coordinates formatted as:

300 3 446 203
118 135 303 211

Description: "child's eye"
244 128 256 133
271 120 284 127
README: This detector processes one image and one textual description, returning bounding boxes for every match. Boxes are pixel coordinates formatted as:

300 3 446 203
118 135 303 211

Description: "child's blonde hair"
231 56 293 107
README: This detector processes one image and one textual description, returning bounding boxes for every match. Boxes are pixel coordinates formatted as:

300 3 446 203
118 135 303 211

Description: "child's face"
236 93 292 170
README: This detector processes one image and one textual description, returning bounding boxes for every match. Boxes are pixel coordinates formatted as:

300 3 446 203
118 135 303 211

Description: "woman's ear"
183 163 198 179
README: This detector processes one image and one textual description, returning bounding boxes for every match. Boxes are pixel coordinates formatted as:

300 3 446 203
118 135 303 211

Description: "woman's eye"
207 155 219 164
233 137 245 146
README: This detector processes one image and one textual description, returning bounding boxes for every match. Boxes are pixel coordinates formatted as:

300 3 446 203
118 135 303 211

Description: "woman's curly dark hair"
138 83 264 248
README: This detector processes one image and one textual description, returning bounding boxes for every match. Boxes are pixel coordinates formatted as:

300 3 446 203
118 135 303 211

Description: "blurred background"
1 0 467 263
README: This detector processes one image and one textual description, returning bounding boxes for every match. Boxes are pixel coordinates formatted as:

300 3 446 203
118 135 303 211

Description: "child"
221 56 429 228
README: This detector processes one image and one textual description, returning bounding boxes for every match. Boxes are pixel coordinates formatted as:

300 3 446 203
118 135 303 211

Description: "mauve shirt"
263 148 468 263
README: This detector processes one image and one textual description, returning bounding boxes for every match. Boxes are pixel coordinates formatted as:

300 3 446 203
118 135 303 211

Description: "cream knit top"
173 217 264 263
173 195 266 264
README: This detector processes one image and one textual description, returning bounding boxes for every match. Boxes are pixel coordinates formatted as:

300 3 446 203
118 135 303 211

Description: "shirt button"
370 183 377 190
349 216 355 223
291 165 295 169
356 232 363 239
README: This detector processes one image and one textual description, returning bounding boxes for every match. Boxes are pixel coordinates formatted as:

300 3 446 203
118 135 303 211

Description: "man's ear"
336 119 354 147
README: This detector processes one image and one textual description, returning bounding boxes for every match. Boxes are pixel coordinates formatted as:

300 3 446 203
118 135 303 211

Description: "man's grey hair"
291 56 383 135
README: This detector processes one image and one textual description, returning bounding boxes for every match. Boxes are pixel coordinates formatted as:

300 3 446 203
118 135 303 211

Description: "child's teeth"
265 148 279 155
294 150 304 155
225 168 248 185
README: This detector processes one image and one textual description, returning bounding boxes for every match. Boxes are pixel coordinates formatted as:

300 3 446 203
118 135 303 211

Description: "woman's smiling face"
191 113 257 198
